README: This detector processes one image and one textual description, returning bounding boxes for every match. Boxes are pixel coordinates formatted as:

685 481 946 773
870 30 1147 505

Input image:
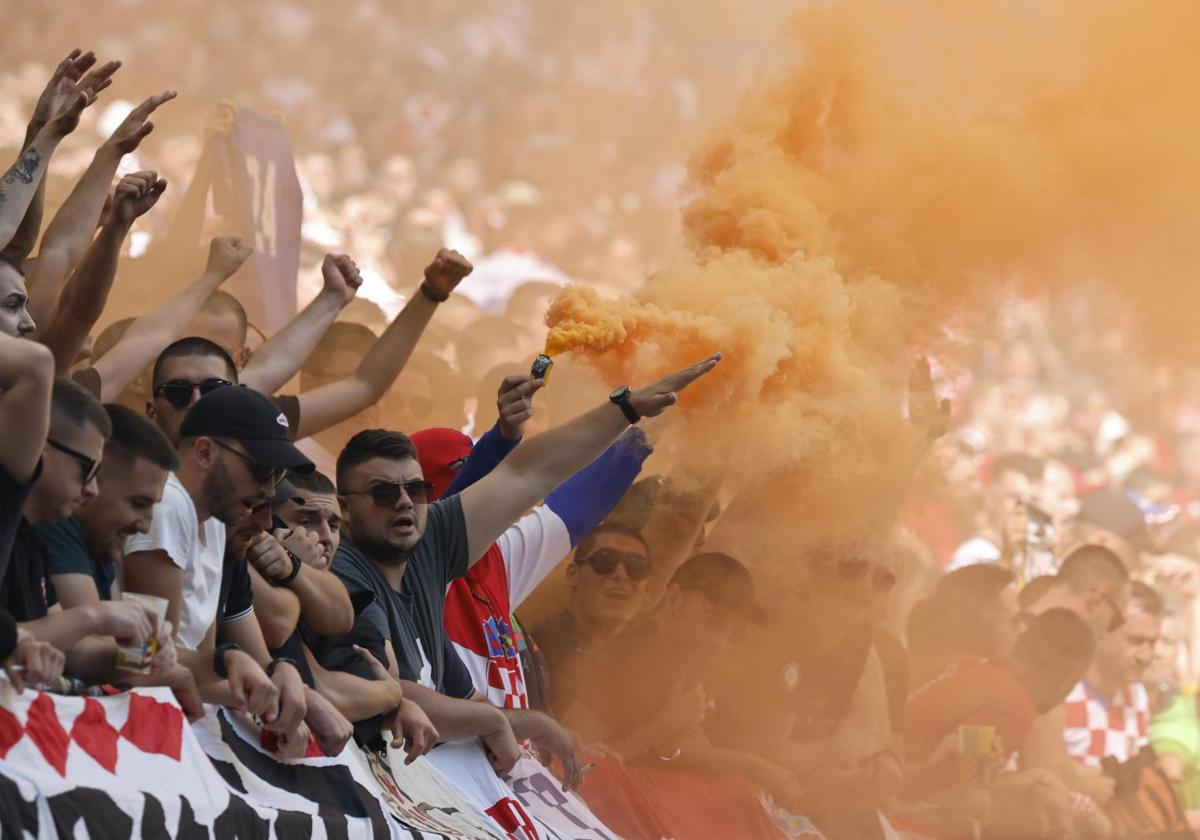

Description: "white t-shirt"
124 473 225 650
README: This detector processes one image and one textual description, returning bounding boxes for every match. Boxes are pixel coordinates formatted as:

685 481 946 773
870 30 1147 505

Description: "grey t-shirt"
330 495 469 692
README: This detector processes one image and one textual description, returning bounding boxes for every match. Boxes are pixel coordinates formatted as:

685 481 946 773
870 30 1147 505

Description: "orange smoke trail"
546 0 1200 549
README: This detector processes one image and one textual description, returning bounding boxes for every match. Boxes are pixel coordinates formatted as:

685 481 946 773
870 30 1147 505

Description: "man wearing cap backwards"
329 353 720 775
125 385 316 736
563 552 800 802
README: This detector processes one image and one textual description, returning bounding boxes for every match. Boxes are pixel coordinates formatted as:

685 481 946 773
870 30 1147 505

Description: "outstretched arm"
26 86 173 329
90 235 252 401
40 171 167 373
459 354 721 563
2 50 99 263
0 72 104 255
240 254 362 394
294 249 472 439
0 333 54 485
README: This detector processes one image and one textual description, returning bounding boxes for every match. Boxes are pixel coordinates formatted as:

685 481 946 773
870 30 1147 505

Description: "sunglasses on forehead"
343 480 435 508
578 547 651 582
154 378 233 409
47 439 100 487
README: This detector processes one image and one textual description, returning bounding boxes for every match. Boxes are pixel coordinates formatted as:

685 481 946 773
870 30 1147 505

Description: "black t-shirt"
0 460 41 584
331 495 470 693
1 520 53 622
37 515 116 601
217 552 254 625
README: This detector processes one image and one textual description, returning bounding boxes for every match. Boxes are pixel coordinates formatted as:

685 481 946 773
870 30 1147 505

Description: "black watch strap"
214 643 241 679
610 387 640 425
265 657 299 678
270 549 303 587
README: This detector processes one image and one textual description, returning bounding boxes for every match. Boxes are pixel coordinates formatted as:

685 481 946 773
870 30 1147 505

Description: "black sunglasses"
46 439 100 487
344 480 435 508
211 439 281 484
153 378 233 409
837 559 897 592
579 547 651 582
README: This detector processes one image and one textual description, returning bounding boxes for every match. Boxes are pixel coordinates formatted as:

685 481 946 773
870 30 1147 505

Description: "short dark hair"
573 522 650 565
284 468 336 496
1012 606 1096 678
336 429 419 492
51 378 112 440
152 337 238 390
203 290 248 346
104 404 179 471
934 564 1015 606
1018 573 1057 609
1129 580 1165 616
1057 544 1129 590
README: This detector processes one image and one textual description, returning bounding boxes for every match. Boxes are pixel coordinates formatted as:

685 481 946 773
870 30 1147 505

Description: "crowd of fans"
6 29 1200 840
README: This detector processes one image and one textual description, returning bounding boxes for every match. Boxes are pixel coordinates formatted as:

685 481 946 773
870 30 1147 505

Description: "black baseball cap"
669 552 763 620
180 386 314 474
268 478 305 506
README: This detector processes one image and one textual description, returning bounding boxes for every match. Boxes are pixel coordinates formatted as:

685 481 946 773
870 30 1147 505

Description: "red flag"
119 691 183 761
25 693 70 776
71 697 119 773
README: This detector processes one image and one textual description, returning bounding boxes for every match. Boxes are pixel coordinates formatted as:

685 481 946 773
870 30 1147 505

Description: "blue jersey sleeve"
545 428 652 546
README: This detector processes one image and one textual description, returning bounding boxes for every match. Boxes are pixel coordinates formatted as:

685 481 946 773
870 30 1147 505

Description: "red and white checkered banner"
0 684 515 838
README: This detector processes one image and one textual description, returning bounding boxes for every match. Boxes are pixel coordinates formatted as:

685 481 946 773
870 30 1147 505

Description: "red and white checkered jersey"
1062 679 1150 768
443 505 571 710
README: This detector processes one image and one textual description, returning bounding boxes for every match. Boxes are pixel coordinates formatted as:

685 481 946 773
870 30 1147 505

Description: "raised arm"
0 74 104 254
26 87 174 329
441 375 536 498
294 249 472 439
90 235 252 401
458 353 721 563
40 171 167 373
2 50 98 264
0 333 54 485
240 254 362 394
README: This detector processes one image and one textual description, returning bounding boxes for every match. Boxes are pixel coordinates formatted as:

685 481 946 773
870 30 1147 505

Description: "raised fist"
205 235 253 279
320 254 363 306
421 248 473 298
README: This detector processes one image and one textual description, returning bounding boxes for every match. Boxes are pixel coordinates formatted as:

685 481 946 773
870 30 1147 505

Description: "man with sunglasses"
2 379 167 679
0 333 65 689
124 385 316 730
533 523 653 716
329 353 720 774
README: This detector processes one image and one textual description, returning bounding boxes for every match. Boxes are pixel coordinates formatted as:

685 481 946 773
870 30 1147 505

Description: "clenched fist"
205 235 253 279
421 248 473 300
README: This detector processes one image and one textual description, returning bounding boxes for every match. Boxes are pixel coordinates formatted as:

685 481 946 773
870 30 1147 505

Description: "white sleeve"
498 505 573 609
123 484 195 570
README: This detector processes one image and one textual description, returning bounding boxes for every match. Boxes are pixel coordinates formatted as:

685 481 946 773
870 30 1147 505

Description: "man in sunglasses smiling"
2 379 168 685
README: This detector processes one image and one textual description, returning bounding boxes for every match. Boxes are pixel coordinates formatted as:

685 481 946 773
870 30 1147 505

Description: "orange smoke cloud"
546 0 1200 550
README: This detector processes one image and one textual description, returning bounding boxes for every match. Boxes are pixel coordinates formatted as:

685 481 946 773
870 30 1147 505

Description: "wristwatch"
269 549 303 587
214 643 241 679
609 386 640 425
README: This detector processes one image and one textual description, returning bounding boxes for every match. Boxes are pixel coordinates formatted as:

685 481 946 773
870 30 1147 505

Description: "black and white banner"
0 684 624 839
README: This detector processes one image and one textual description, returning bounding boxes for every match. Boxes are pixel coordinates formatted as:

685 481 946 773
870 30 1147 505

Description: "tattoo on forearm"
1 148 43 188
